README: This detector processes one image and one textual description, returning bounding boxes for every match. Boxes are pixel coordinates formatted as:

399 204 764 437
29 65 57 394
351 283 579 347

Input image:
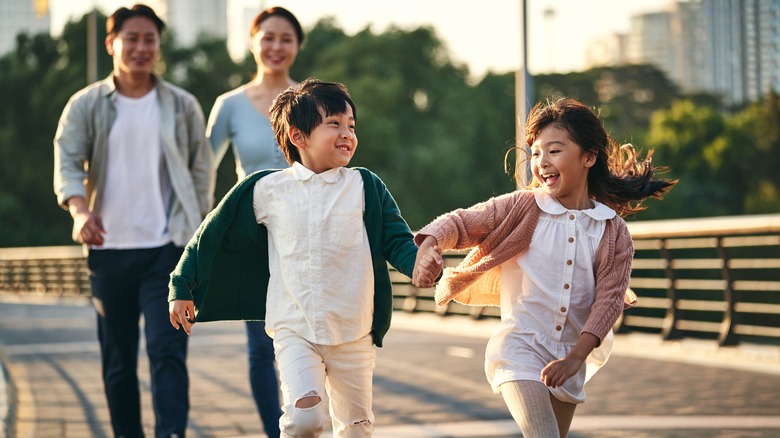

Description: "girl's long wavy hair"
513 97 676 217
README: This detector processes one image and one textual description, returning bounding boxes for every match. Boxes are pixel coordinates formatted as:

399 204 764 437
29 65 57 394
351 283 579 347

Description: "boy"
168 78 442 437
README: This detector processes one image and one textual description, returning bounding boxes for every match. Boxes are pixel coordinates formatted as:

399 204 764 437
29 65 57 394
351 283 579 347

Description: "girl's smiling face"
531 125 596 210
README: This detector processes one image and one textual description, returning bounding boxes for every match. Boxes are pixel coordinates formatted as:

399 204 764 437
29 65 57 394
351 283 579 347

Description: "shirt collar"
532 187 616 220
291 162 344 183
101 73 161 98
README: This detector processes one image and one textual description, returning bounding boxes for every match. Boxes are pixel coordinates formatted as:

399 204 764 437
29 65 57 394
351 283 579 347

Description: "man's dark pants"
88 243 188 438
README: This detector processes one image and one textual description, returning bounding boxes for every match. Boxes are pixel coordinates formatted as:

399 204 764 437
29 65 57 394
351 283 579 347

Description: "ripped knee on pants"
295 390 321 409
282 390 326 436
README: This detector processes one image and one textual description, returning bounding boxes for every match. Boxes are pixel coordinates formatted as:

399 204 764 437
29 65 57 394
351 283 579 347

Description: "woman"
206 7 304 438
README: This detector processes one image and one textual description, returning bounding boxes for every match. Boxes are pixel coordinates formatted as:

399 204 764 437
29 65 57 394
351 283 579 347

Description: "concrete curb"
0 293 90 306
0 360 6 438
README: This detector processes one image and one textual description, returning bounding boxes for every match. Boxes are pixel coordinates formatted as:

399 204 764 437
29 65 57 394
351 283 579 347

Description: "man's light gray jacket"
53 74 215 246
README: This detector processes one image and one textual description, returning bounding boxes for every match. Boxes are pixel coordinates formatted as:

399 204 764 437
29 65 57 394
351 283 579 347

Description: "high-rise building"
613 0 779 106
227 0 266 63
670 0 707 92
627 10 677 84
699 0 780 106
742 0 779 102
584 33 630 69
0 0 51 55
164 0 228 47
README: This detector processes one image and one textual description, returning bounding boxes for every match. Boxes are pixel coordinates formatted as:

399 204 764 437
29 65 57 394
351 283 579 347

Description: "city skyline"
45 0 669 77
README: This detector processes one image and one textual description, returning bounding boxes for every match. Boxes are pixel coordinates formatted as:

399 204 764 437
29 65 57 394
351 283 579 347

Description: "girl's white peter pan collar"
532 187 616 220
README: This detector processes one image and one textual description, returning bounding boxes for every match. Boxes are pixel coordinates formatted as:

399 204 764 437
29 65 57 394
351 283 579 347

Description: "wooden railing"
0 246 90 297
1 213 779 346
395 213 780 347
618 214 780 346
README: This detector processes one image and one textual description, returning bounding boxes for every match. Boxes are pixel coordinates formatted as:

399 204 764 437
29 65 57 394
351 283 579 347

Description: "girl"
205 7 304 437
413 97 675 437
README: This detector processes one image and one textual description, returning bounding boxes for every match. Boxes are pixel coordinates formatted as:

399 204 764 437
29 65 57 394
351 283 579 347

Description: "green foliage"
288 21 516 227
533 65 681 147
1 13 777 247
0 13 112 247
646 93 780 217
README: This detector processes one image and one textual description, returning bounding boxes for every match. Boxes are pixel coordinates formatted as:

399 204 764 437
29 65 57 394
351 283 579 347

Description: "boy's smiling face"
293 104 357 174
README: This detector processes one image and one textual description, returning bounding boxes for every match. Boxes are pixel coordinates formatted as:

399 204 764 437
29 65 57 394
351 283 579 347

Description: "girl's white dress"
485 188 616 404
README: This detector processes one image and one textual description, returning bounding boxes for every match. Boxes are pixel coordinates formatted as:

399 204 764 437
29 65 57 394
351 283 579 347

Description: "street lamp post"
515 0 532 187
87 9 97 84
544 7 556 72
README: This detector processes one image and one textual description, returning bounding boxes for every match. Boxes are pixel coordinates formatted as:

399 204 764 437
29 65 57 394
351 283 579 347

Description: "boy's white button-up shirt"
253 163 374 345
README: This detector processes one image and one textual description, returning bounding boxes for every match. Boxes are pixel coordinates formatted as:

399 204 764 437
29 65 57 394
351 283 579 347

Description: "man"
53 4 214 437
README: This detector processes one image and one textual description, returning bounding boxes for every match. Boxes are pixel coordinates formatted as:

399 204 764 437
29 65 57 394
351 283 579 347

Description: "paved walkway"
1 298 780 437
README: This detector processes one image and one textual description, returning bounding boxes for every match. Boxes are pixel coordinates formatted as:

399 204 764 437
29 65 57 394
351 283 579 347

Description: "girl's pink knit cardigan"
415 190 637 343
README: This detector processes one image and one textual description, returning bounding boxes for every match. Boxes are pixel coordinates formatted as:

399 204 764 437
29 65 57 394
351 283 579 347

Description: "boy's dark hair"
269 78 357 165
107 4 165 37
250 6 304 46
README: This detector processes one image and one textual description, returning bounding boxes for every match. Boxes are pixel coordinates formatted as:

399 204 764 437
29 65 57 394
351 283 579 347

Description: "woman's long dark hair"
522 97 676 216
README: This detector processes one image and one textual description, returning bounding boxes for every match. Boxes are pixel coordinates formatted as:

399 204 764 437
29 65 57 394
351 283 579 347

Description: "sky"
49 0 671 76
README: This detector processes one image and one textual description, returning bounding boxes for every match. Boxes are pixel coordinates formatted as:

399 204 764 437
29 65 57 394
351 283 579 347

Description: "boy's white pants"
273 328 376 438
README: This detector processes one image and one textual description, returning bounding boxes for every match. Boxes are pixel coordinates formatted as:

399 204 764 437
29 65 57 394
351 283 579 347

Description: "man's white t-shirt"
98 89 172 249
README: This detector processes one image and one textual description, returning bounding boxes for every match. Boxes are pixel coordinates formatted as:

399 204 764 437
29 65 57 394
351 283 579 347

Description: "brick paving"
1 299 780 437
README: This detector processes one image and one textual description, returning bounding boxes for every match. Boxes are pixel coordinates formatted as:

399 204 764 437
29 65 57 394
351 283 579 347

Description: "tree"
0 13 111 246
3 12 775 247
645 93 780 218
726 91 780 214
644 100 731 218
533 65 683 147
289 20 516 227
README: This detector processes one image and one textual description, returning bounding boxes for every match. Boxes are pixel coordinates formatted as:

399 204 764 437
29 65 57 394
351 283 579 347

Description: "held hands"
169 300 196 335
412 235 443 288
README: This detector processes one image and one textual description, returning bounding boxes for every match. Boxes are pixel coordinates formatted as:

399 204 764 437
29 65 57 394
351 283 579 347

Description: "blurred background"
1 0 779 247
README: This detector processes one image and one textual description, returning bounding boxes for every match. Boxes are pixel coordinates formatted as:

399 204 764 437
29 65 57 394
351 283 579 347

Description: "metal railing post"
660 239 682 340
717 238 739 346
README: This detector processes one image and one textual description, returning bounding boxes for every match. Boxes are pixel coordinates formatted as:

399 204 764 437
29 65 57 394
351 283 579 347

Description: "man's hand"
67 196 105 245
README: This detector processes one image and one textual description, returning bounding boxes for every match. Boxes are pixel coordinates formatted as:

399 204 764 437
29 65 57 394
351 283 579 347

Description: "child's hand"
169 300 196 335
413 235 443 288
540 332 599 388
540 356 583 388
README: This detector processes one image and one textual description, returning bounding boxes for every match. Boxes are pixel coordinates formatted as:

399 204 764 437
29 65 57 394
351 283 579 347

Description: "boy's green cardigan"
168 167 418 347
